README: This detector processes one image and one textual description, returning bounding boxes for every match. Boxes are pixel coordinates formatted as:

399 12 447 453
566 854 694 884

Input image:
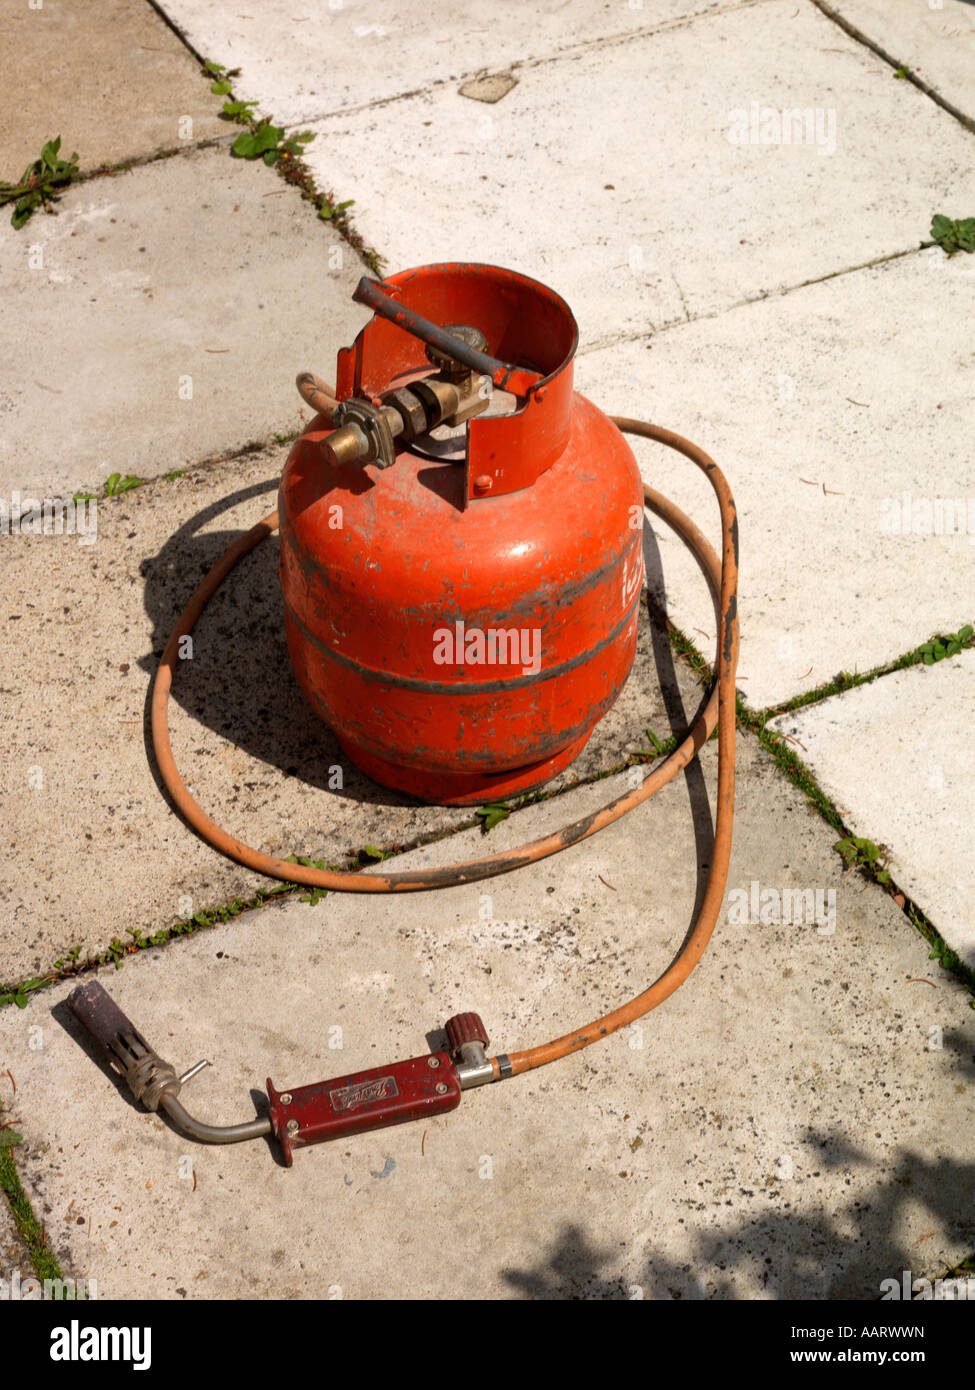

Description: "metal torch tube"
160 1095 272 1145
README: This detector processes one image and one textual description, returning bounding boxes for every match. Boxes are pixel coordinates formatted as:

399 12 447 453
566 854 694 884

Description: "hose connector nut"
445 1012 489 1055
325 398 398 469
445 1012 494 1090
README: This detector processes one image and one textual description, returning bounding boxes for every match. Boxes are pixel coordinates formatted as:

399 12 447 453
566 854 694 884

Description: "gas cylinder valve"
317 320 493 470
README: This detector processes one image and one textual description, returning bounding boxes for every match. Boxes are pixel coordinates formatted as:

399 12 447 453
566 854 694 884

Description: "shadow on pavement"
500 1135 975 1299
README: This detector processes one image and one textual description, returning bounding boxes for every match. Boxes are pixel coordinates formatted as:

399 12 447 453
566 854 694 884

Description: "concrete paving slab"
2 733 973 1299
0 0 227 176
576 247 975 711
820 0 975 127
155 0 733 127
0 146 369 499
769 650 975 968
0 442 710 984
300 0 975 345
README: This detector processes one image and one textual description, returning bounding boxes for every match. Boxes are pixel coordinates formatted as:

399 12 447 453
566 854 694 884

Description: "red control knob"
445 1012 489 1057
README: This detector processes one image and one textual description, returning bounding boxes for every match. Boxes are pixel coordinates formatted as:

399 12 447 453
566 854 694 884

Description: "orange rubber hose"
150 398 738 1077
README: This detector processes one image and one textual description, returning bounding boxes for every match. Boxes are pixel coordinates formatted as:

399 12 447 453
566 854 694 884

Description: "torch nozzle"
66 980 271 1145
67 979 179 1111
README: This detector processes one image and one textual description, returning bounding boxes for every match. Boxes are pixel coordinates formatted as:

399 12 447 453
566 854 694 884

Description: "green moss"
0 1146 66 1287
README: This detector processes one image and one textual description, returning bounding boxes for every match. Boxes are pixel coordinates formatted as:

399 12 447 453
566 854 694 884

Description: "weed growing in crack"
1 137 79 229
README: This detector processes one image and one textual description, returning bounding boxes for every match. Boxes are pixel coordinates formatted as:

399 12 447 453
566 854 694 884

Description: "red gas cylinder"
279 263 644 805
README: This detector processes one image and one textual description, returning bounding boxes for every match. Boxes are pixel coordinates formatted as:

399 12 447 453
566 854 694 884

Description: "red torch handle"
267 1053 462 1166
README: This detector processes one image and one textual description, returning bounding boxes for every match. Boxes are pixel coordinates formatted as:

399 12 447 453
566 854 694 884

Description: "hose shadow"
639 513 717 948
